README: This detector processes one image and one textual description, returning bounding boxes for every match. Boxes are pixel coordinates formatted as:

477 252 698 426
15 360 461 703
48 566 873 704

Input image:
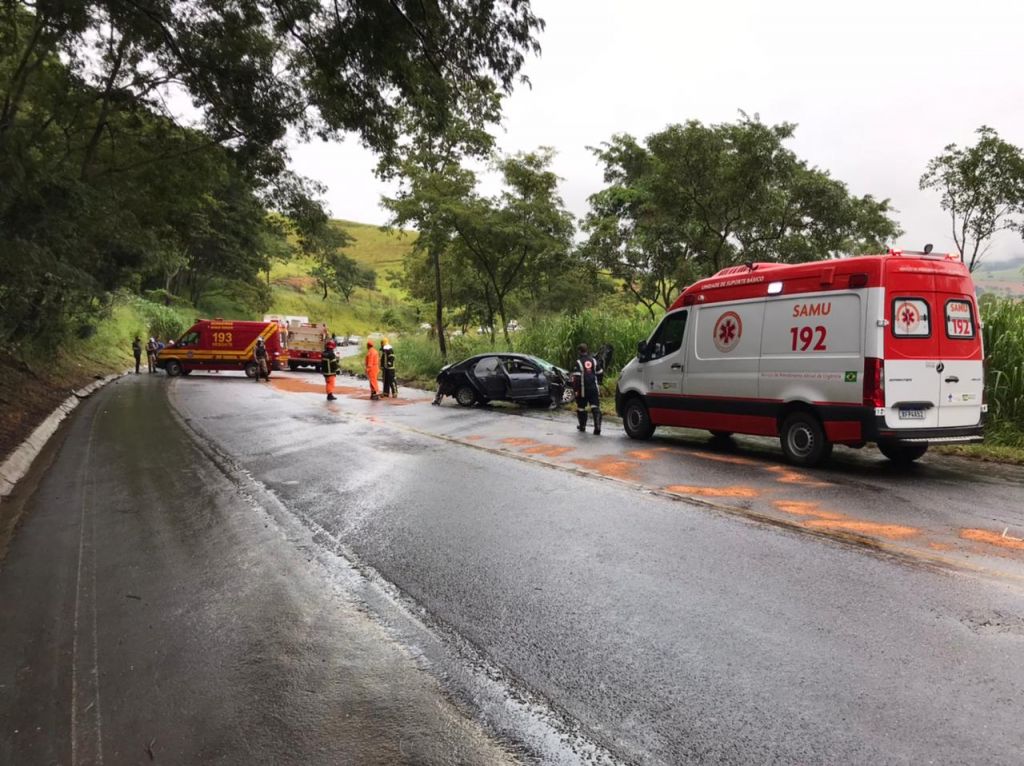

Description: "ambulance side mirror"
637 340 649 361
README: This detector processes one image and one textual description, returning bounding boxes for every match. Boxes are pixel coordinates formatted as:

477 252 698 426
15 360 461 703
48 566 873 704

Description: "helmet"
326 340 336 349
382 337 389 345
367 340 374 348
256 338 264 345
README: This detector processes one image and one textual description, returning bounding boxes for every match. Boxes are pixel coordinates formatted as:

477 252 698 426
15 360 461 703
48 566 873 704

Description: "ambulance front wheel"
165 360 183 377
780 412 832 467
623 398 656 440
244 361 258 378
877 440 928 464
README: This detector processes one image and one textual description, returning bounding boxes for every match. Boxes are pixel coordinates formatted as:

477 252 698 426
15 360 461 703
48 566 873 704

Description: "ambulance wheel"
623 398 655 440
455 385 477 407
165 360 183 377
709 430 733 439
878 440 928 464
288 362 299 371
780 412 832 467
244 361 258 378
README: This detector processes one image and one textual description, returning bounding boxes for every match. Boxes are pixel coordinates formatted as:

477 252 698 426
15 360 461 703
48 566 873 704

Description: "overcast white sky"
288 0 1024 261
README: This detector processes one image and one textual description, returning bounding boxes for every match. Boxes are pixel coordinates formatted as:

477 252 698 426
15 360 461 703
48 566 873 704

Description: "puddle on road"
961 528 1024 553
665 484 760 498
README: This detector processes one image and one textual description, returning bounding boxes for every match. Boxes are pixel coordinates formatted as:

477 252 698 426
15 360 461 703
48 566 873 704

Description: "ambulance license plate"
899 408 925 420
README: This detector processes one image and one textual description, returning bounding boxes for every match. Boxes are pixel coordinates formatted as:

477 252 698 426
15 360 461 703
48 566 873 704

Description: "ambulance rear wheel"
623 398 655 440
780 412 832 467
244 361 258 378
709 430 733 439
877 440 928 464
165 360 183 377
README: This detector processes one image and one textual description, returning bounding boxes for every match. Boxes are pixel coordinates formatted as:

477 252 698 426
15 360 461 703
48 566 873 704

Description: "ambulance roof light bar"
887 244 959 261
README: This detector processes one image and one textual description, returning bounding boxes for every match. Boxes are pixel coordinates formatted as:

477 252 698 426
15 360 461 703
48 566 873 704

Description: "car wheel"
244 361 258 379
877 440 928 464
165 360 183 377
623 398 655 440
455 385 477 407
780 412 832 467
709 430 733 439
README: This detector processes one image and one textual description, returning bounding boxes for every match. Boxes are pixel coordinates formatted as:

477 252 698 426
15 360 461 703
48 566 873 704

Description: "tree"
583 116 901 314
920 126 1024 272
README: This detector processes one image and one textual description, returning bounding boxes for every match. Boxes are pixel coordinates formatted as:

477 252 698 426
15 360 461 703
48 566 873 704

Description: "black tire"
455 385 477 407
288 362 299 371
780 412 832 467
244 361 258 379
180 369 191 376
709 430 733 439
165 360 183 377
623 397 655 440
877 440 928 464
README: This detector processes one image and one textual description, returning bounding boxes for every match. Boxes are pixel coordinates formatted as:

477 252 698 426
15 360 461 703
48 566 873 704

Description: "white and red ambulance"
614 249 986 466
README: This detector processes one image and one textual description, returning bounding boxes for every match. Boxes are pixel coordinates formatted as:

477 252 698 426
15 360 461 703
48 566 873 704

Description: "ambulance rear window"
891 298 930 338
944 299 976 339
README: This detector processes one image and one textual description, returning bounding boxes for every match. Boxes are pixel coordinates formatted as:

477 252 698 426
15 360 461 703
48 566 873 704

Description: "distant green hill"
260 219 419 336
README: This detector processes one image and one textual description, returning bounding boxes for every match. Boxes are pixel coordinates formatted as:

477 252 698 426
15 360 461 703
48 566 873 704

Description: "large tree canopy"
0 0 543 346
583 116 901 315
920 126 1024 272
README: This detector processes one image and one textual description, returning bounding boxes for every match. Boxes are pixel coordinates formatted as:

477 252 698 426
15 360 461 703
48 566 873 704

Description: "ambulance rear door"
884 285 941 429
936 292 984 428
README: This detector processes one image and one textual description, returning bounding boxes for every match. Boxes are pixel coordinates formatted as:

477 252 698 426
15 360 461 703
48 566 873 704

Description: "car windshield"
528 356 557 372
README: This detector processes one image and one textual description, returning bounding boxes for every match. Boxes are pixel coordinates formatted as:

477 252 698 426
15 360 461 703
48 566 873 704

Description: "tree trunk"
432 245 447 359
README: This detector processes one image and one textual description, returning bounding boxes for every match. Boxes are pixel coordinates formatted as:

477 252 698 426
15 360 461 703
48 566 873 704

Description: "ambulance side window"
648 311 687 360
891 298 930 338
178 331 200 347
944 299 976 339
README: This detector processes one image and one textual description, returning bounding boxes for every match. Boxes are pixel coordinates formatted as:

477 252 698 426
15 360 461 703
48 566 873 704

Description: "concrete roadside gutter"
0 371 126 503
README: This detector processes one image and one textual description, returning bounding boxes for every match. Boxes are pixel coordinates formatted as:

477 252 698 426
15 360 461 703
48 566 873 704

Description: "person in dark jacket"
571 343 604 435
322 340 340 400
380 337 397 398
132 336 142 374
254 338 270 382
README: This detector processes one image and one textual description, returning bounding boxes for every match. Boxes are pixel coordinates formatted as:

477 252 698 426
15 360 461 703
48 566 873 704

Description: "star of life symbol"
713 311 742 352
895 301 921 332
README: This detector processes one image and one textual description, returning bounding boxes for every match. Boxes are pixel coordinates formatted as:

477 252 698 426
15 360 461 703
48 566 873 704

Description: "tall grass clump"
980 297 1024 445
513 309 656 374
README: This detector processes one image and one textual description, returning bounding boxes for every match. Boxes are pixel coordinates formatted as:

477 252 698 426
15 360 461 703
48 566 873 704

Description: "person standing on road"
132 336 142 374
254 337 270 382
146 337 158 373
322 340 340 401
381 337 397 398
365 340 381 400
572 343 604 435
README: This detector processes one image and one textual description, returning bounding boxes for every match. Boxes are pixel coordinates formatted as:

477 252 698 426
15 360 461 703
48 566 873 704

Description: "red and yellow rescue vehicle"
156 319 287 378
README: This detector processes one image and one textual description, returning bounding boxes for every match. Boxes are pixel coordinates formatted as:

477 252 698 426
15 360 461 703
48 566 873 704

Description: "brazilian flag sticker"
844 371 858 383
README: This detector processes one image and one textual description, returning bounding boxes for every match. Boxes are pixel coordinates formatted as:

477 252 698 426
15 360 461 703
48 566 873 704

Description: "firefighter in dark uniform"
254 337 270 382
321 340 340 400
572 343 604 435
380 337 398 398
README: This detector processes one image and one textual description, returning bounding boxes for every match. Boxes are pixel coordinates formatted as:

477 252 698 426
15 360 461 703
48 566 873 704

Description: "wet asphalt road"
0 374 518 766
168 371 1024 765
3 371 1024 765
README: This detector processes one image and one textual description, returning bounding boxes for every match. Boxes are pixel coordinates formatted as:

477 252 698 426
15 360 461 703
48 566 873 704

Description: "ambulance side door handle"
671 363 683 370
944 375 959 383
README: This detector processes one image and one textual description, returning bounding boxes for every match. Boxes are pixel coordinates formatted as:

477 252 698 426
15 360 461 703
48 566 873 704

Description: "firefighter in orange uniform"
322 340 340 400
365 340 381 400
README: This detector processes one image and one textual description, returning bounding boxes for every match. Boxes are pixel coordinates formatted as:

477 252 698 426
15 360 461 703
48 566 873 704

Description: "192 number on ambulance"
790 325 827 352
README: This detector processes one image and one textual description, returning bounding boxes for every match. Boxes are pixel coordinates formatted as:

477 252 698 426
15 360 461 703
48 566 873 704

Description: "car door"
641 310 689 395
504 357 549 400
471 356 507 399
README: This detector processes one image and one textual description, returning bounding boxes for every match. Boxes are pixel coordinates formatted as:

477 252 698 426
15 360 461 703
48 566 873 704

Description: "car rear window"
945 299 976 339
891 298 930 338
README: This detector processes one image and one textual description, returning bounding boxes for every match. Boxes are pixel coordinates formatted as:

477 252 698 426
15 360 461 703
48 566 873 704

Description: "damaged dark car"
434 353 574 408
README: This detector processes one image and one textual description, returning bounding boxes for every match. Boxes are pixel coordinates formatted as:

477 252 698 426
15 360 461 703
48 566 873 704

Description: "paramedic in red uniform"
321 340 340 400
365 340 381 400
572 343 603 435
